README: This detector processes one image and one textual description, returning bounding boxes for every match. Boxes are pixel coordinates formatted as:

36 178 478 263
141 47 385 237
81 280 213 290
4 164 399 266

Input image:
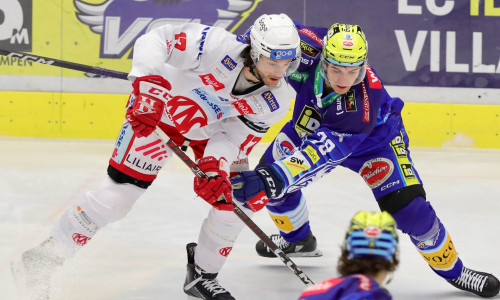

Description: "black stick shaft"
163 136 314 287
0 49 129 80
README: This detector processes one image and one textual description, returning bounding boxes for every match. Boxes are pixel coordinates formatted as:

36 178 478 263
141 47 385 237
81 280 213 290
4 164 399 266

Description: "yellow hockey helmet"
322 23 367 66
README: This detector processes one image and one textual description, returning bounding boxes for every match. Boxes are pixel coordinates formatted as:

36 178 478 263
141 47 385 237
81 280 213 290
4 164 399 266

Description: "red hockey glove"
194 156 234 211
126 75 171 138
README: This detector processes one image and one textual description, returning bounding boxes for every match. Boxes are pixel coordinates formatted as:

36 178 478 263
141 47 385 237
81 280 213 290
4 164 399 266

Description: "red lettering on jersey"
298 28 323 46
361 81 370 123
366 66 382 89
199 73 225 91
174 32 186 51
300 278 344 296
233 99 255 115
167 96 208 134
352 274 372 291
72 233 91 246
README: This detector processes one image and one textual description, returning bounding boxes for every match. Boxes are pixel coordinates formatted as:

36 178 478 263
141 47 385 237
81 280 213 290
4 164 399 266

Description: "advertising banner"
0 0 499 98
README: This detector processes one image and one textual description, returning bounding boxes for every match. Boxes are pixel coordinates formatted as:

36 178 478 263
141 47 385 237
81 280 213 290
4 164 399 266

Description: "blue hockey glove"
231 166 285 212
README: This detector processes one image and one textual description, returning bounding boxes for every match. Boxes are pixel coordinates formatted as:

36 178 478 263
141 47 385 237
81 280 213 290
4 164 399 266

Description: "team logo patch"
295 106 321 137
221 55 237 71
344 91 357 112
261 91 279 112
219 247 233 257
300 40 320 58
167 96 208 133
272 132 295 160
359 158 394 189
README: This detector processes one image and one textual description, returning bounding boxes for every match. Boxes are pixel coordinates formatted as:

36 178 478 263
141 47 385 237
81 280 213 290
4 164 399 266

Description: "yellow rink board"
0 91 499 148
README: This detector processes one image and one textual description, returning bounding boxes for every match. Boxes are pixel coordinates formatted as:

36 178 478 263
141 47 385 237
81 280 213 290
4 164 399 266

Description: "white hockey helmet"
249 14 301 75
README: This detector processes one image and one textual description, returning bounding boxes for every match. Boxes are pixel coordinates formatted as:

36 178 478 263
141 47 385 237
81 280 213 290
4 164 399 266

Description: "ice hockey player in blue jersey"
231 23 500 298
298 211 399 300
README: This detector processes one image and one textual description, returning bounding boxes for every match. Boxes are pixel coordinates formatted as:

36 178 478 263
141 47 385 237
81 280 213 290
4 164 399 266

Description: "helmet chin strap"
248 64 262 82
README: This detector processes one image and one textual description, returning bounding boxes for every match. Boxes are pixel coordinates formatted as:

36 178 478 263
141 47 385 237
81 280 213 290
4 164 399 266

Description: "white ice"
0 137 499 300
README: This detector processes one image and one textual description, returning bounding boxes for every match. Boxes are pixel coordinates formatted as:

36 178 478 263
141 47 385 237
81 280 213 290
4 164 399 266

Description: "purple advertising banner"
71 0 499 89
238 0 500 89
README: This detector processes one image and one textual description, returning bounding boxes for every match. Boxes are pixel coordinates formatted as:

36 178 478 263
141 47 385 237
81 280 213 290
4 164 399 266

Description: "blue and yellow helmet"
345 211 399 262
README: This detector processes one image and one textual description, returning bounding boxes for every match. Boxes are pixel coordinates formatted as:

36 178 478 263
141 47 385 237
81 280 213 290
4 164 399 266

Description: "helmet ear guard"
249 14 301 76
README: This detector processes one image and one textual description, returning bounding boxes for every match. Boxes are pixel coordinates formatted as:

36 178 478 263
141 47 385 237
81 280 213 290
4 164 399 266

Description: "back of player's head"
337 211 399 276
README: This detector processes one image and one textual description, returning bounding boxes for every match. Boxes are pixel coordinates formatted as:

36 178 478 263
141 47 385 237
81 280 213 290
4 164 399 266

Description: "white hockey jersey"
129 23 292 164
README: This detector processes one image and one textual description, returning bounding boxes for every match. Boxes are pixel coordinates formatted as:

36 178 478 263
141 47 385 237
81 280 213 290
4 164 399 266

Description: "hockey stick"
154 129 315 286
0 49 315 286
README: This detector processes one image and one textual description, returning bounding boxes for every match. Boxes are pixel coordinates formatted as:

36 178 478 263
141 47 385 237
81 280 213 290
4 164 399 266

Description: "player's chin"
263 77 281 87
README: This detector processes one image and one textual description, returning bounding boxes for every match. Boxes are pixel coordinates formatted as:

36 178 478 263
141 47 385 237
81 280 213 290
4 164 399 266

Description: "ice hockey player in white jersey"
11 14 300 300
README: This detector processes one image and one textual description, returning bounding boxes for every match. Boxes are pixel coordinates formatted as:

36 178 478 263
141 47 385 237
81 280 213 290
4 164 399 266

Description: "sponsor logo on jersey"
0 0 32 52
289 71 309 83
298 28 323 46
366 66 382 89
124 139 166 174
344 90 357 112
272 132 295 159
192 87 224 119
261 91 279 112
72 233 91 246
282 152 311 177
295 105 321 137
199 73 225 91
269 212 294 232
336 97 344 115
197 26 210 59
74 0 258 59
304 145 320 164
221 55 237 71
359 157 394 188
300 40 320 58
233 99 255 115
390 132 420 186
213 66 228 79
167 96 209 133
360 81 370 123
219 247 233 257
112 122 134 164
418 231 457 270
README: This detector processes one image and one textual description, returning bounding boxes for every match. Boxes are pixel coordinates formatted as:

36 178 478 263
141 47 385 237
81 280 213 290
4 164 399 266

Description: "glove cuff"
256 165 285 199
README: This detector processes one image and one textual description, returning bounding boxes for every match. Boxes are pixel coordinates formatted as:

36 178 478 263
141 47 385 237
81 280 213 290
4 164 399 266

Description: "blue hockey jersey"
268 22 405 197
298 274 392 300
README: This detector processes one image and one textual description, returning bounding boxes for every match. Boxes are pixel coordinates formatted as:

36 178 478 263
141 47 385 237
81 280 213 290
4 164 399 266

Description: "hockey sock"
392 196 462 279
266 191 310 242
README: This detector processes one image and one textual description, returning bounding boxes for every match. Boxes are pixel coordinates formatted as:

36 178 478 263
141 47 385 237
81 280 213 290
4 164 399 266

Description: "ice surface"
1 137 499 299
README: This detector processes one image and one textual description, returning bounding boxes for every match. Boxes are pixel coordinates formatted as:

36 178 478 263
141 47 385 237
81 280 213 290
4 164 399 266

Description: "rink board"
1 91 499 148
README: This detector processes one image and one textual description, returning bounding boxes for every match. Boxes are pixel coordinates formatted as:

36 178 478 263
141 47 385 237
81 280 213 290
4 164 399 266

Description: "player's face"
324 63 361 94
255 56 292 87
